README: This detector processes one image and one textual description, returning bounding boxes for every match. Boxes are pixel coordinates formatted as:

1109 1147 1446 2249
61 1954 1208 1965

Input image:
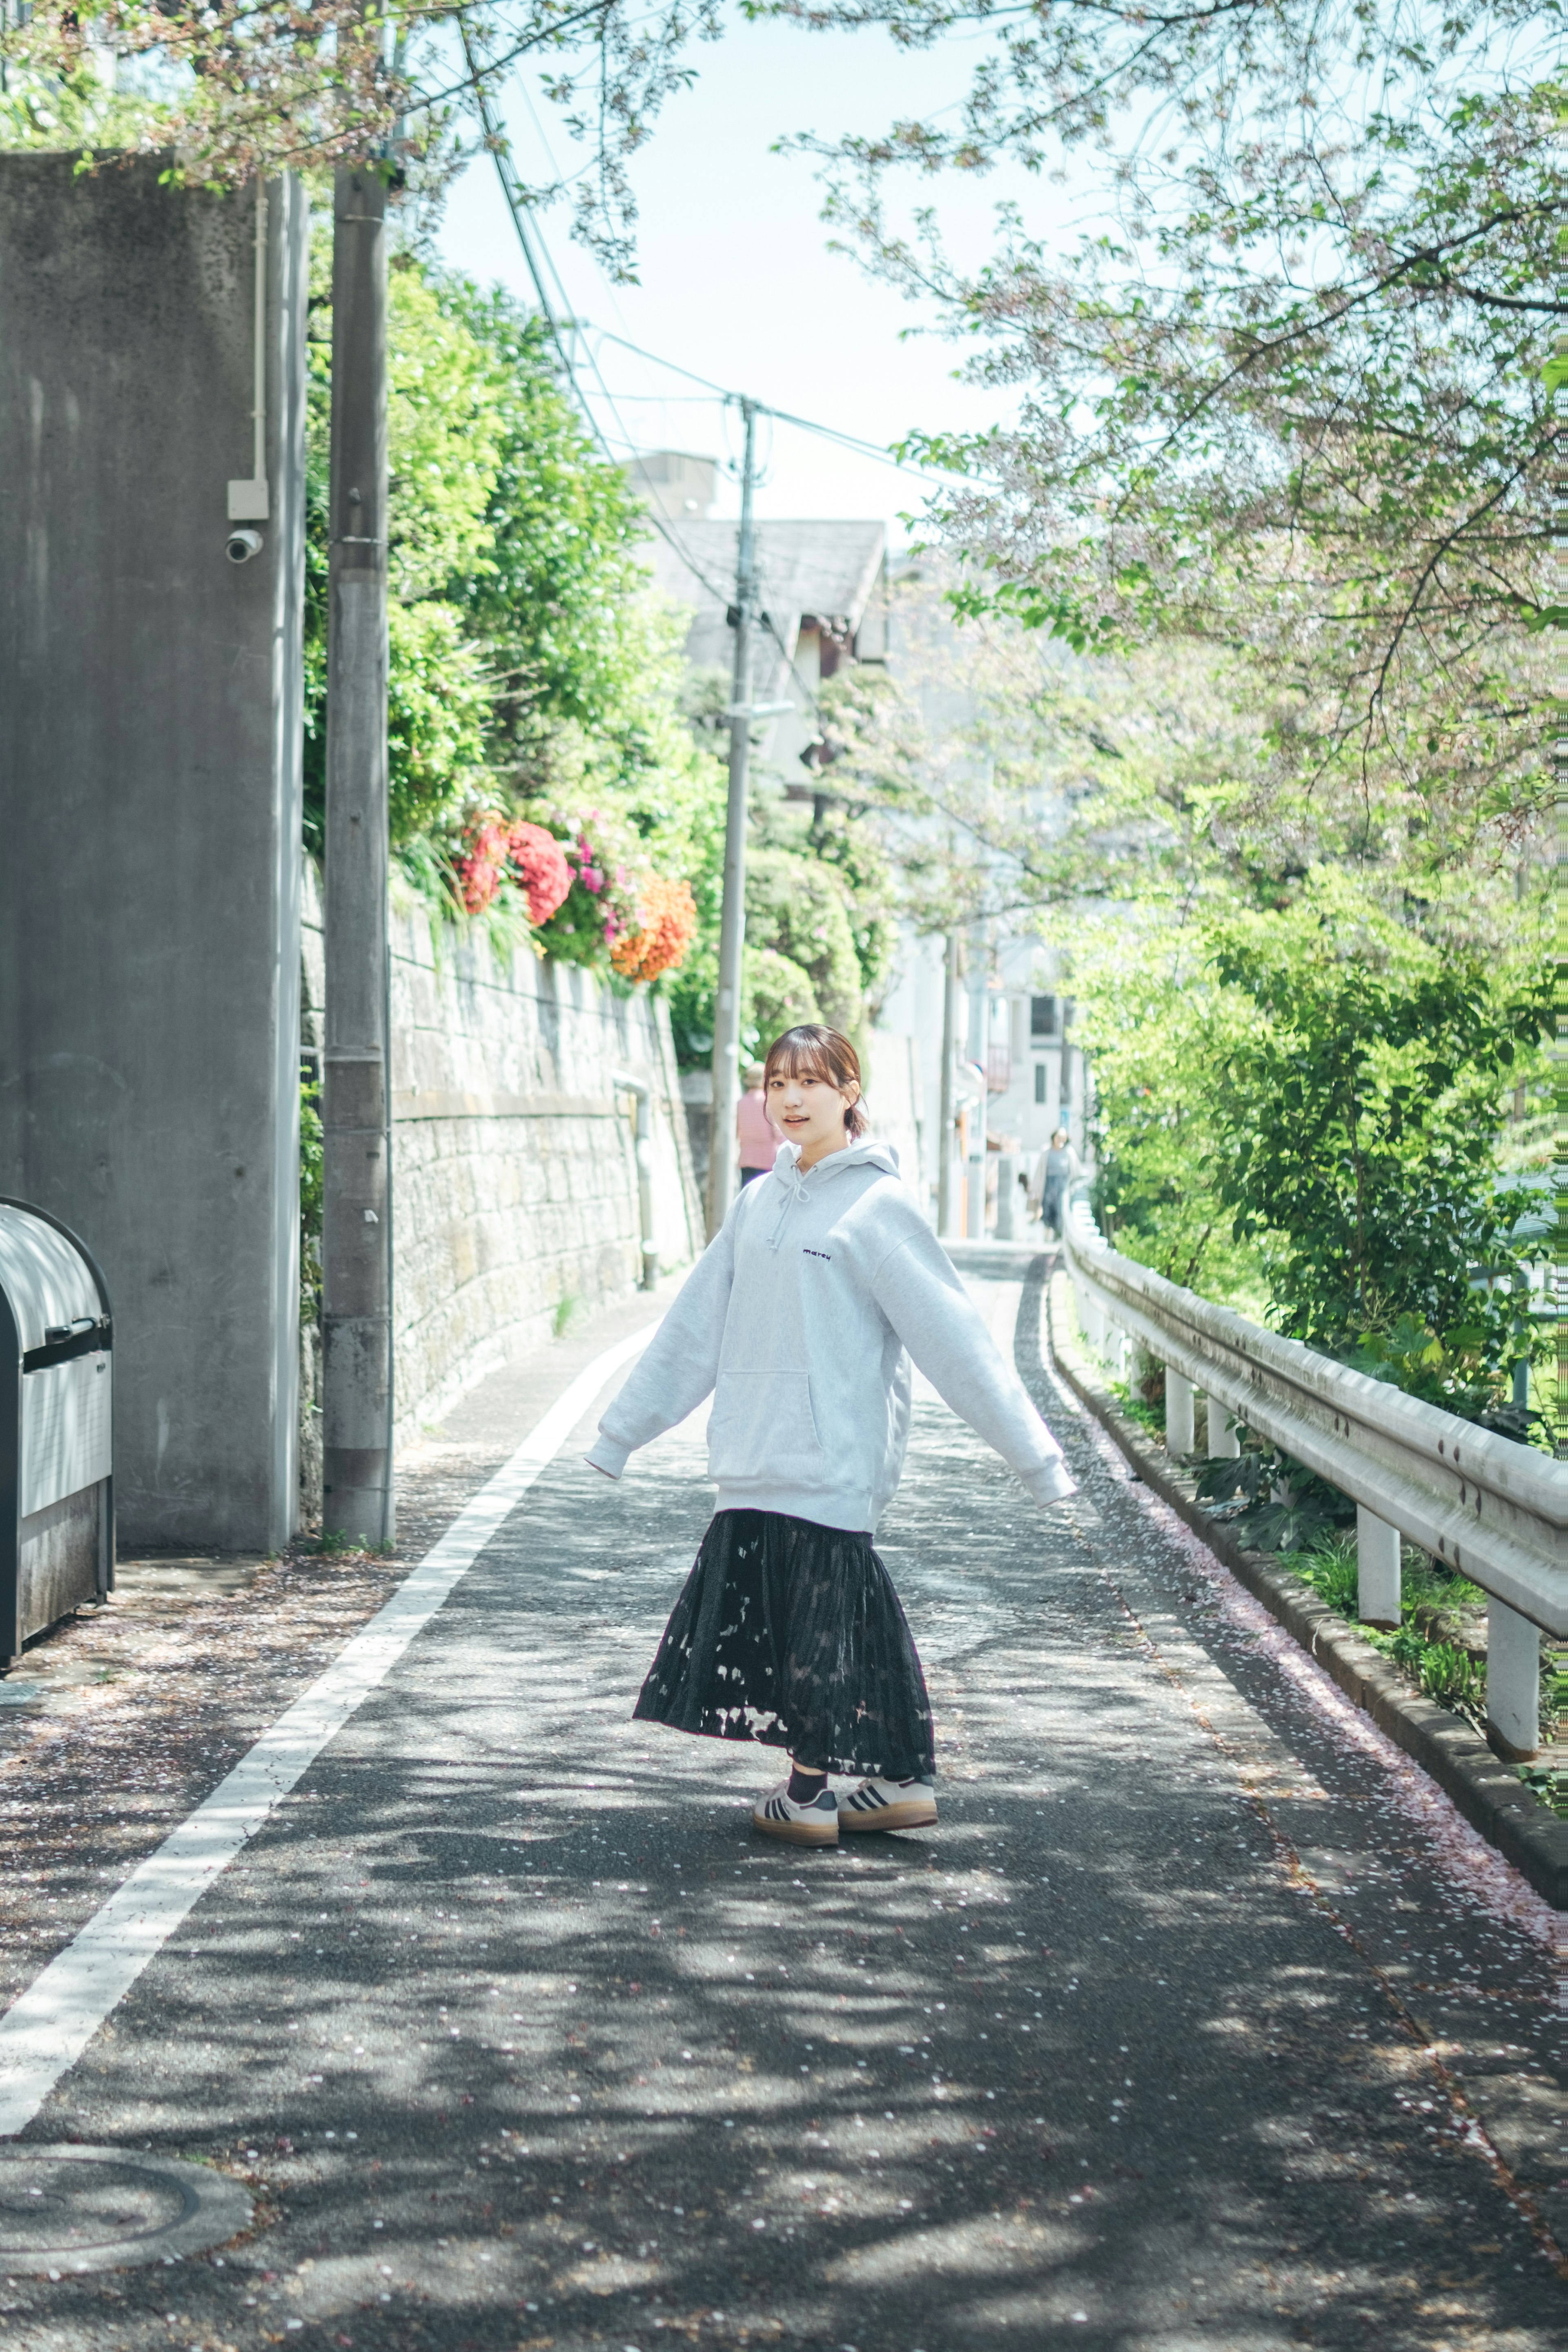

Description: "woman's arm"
867 1227 1076 1506
583 1219 735 1478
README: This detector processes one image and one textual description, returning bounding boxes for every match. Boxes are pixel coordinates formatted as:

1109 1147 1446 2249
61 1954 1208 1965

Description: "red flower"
506 821 572 924
455 817 572 924
454 818 510 913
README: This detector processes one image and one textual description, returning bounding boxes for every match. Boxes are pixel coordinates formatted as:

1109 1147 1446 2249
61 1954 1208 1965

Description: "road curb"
1044 1270 1567 1912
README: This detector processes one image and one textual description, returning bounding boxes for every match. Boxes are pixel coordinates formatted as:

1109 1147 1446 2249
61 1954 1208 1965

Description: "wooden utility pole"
321 158 393 1546
706 396 760 1238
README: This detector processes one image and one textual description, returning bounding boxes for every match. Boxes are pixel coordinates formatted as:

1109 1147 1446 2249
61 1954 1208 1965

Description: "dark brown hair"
762 1025 869 1138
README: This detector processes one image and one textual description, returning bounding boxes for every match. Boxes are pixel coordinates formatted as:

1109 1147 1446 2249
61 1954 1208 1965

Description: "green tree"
1076 875 1545 1419
785 0 1557 855
1 3 726 274
442 289 661 773
301 249 725 948
1206 891 1545 1357
1078 944 1270 1310
303 247 502 858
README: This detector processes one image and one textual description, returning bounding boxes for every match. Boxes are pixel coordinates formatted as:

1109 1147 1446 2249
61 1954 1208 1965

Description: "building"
629 451 887 775
875 935 1089 1232
628 454 920 1184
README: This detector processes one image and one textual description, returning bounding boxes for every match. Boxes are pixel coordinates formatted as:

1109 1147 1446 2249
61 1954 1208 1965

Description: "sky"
432 15 1070 543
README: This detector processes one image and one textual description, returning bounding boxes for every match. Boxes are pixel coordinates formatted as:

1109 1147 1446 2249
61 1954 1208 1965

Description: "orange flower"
610 877 699 982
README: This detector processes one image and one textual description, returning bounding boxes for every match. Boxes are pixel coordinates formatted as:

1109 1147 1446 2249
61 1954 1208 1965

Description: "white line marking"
0 1319 659 2138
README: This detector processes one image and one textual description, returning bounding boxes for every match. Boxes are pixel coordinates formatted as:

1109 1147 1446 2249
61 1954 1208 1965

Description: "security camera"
226 528 264 564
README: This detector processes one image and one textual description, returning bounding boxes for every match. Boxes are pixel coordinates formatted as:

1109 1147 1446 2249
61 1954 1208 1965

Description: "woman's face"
768 1064 859 1169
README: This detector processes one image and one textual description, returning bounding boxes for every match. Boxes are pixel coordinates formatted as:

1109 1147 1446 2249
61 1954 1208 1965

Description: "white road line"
0 1319 659 2138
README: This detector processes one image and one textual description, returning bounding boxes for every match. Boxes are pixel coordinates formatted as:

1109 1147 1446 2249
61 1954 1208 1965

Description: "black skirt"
633 1508 935 1782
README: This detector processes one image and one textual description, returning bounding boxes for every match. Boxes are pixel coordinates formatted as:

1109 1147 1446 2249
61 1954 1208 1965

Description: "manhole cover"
0 2145 251 2274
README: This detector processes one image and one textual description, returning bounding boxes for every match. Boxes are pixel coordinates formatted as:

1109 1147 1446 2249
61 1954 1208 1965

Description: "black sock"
787 1766 828 1803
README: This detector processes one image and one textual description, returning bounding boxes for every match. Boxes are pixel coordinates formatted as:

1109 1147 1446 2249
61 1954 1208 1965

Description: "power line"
460 30 784 653
582 325 976 484
461 33 886 724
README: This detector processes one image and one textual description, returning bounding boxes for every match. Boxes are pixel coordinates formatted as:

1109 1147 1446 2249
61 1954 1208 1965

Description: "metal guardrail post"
1165 1370 1195 1456
1205 1393 1240 1458
1487 1601 1541 1759
612 1074 658 1292
996 1151 1018 1241
1355 1504 1402 1629
1060 1184 1565 1766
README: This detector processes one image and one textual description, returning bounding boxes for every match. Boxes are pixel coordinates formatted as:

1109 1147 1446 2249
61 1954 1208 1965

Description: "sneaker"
838 1776 938 1833
751 1780 839 1847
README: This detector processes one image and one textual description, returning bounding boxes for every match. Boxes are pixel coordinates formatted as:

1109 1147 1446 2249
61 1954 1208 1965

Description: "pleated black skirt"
633 1508 935 1781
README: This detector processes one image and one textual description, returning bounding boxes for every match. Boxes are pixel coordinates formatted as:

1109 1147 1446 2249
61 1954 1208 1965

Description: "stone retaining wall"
303 871 701 1461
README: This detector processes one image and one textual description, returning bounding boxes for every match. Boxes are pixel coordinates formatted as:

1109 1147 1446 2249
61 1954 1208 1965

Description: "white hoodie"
585 1137 1076 1532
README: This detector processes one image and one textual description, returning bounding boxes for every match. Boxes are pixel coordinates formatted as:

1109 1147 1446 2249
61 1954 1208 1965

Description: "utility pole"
706 396 760 1238
321 158 393 1546
937 931 962 1235
966 930 990 1238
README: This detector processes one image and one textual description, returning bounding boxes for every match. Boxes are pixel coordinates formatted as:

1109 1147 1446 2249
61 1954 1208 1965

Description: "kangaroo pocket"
708 1370 826 1484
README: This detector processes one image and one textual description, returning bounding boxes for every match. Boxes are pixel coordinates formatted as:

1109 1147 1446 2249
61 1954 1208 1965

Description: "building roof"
646 517 887 679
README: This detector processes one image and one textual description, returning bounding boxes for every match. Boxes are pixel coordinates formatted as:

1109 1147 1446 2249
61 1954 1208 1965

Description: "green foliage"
298 1071 322 1317
665 925 836 1071
745 943 826 1045
385 264 509 601
302 240 725 957
1418 1642 1486 1718
1076 867 1545 1430
746 850 865 1038
1196 884 1547 1430
1340 1314 1540 1445
1270 1526 1493 1729
804 800 900 1013
1077 931 1269 1305
385 602 493 849
664 837 875 1070
440 289 659 765
799 3 1559 852
1287 1532 1360 1620
0 6 717 272
303 240 500 862
1208 888 1544 1348
1195 1438 1355 1556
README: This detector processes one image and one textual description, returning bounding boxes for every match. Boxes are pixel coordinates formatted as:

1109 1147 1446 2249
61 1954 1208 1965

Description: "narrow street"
2 1256 1561 2352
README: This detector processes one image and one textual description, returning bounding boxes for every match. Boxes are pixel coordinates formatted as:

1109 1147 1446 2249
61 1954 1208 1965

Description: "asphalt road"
7 1256 1563 2351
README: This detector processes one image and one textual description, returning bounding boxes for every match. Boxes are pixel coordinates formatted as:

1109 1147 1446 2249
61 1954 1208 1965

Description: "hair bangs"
764 1035 839 1089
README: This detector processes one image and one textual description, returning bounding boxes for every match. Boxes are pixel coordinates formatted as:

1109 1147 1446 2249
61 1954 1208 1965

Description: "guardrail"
1062 1194 1566 1761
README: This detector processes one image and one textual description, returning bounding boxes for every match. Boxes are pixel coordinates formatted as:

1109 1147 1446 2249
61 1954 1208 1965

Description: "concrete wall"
303 875 702 1459
0 158 308 1551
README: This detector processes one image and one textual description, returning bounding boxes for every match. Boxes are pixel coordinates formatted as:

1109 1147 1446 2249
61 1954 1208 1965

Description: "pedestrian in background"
1031 1126 1081 1237
585 1023 1076 1848
735 1060 779 1186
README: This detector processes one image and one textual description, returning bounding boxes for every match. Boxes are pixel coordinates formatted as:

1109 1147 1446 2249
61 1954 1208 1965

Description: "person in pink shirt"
736 1060 781 1184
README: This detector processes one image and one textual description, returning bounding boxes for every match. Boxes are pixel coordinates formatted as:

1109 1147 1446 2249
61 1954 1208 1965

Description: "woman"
735 1060 780 1186
585 1024 1076 1848
1032 1127 1081 1238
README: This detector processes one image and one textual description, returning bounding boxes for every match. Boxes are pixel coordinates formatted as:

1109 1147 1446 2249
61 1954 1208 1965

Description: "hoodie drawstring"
768 1156 810 1250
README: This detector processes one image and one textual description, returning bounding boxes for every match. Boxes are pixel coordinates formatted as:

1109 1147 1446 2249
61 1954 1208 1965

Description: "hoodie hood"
770 1136 900 1185
764 1136 901 1248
